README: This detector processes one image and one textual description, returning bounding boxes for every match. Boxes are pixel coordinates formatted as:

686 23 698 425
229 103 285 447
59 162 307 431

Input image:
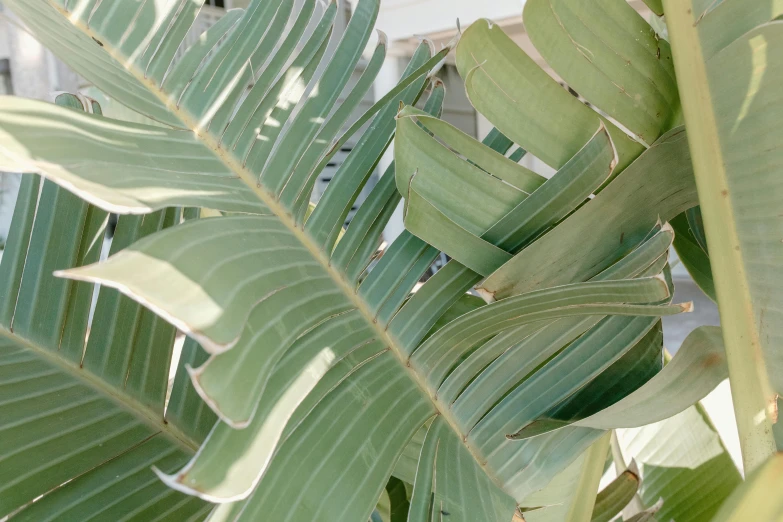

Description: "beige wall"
348 0 524 41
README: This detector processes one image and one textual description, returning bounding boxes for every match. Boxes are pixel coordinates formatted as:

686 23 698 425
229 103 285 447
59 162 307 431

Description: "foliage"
0 0 780 521
663 0 783 472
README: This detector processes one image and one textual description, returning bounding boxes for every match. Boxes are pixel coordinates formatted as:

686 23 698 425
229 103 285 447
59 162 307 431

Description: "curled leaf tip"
396 101 406 118
475 287 496 304
414 35 437 56
375 29 388 47
430 77 445 90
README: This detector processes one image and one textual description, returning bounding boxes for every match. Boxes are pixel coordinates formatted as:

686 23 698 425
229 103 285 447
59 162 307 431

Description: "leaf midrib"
50 1 506 488
0 327 200 453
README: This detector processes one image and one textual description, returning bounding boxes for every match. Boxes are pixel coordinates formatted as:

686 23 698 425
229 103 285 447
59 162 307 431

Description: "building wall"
347 0 524 41
0 17 10 60
0 7 80 243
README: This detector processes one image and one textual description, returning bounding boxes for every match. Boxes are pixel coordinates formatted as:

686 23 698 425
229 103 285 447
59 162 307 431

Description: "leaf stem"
662 0 776 472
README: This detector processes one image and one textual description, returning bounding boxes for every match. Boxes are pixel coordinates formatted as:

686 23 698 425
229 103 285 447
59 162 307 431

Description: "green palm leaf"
709 453 783 522
0 175 211 519
0 0 720 520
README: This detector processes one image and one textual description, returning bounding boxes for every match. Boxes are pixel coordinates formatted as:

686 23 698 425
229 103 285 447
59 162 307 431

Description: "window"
205 0 225 7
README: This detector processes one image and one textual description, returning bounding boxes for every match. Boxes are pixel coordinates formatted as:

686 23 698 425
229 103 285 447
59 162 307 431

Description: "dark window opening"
0 59 12 95
206 0 225 8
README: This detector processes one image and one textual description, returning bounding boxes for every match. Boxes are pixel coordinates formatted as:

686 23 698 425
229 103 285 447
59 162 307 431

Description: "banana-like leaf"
519 434 611 522
60 212 683 504
709 453 783 522
671 212 716 301
0 175 211 520
0 95 213 520
590 468 640 522
523 0 680 145
576 326 727 428
392 116 693 493
510 326 728 439
405 417 517 522
388 14 743 521
0 0 446 517
663 0 783 471
392 86 694 507
389 31 694 517
617 403 742 522
685 207 709 254
454 18 645 173
0 97 269 214
0 1 701 520
478 128 697 301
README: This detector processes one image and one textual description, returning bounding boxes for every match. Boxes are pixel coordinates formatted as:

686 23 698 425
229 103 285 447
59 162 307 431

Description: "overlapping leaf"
0 0 721 520
0 172 211 520
0 0 446 518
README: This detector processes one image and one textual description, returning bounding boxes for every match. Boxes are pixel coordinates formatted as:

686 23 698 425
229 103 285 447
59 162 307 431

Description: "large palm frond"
0 0 736 520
